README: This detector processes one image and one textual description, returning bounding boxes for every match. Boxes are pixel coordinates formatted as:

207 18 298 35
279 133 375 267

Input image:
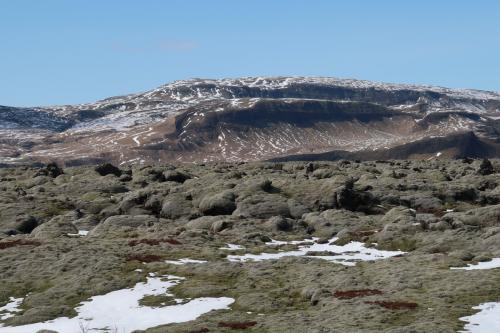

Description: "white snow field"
0 275 234 333
451 258 500 270
227 237 404 266
0 297 23 320
460 302 500 333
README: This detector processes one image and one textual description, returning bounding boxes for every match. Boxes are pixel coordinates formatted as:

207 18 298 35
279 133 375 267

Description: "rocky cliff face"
1 77 500 165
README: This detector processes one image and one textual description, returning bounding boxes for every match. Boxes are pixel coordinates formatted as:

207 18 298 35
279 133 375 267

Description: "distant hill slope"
1 77 500 165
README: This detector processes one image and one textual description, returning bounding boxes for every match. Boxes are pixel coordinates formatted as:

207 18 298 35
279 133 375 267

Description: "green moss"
383 311 418 326
170 274 239 299
81 191 101 201
36 200 74 218
379 238 417 252
139 294 180 307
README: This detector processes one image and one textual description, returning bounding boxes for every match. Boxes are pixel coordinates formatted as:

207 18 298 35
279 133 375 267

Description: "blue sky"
1 0 499 106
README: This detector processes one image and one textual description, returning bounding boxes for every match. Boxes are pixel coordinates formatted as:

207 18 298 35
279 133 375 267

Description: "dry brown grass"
128 238 182 246
365 300 418 310
217 321 257 329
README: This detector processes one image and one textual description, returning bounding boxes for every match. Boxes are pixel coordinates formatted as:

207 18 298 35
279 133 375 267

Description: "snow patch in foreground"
0 297 23 320
0 275 233 333
460 302 500 332
451 258 500 270
227 237 404 266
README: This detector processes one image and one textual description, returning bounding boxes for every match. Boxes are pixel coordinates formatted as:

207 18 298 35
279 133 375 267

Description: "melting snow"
460 302 500 333
0 297 23 320
227 237 404 266
67 230 89 237
0 275 233 333
164 258 208 265
220 244 246 250
451 258 500 270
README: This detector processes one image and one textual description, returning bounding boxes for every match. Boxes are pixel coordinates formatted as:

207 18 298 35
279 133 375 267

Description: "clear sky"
1 0 499 107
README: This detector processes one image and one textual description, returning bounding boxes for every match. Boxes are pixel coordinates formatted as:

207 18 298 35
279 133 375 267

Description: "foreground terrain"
0 159 499 332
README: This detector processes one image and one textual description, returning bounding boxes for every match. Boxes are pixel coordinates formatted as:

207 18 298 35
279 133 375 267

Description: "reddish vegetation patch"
365 300 418 310
187 329 209 333
128 238 182 246
126 254 162 262
218 321 257 330
334 289 383 299
0 239 41 250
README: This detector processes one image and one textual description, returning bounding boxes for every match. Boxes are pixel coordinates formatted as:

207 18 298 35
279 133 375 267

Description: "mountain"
1 77 500 166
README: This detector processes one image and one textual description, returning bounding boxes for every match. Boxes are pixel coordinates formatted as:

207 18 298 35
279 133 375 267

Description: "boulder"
264 216 294 231
287 199 310 219
35 162 64 178
240 179 273 193
160 195 194 219
400 195 443 213
211 219 232 233
95 163 122 177
101 215 156 228
199 191 236 216
163 170 191 183
186 216 220 230
381 207 416 225
73 215 100 231
117 190 150 214
2 214 38 234
443 204 500 228
334 179 376 212
144 194 163 214
233 194 290 219
90 215 157 236
477 158 494 175
311 168 334 179
31 216 78 239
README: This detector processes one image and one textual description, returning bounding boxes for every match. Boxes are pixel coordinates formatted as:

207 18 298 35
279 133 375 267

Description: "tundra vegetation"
0 159 499 332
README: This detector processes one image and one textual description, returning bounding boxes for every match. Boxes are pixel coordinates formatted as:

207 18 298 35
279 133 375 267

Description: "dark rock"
163 170 191 183
305 162 315 174
95 163 122 177
265 216 294 231
34 162 64 178
211 220 232 233
334 179 376 212
144 195 163 214
10 215 39 234
478 158 495 175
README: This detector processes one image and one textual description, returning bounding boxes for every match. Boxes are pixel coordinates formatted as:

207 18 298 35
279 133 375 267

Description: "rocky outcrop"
199 191 237 216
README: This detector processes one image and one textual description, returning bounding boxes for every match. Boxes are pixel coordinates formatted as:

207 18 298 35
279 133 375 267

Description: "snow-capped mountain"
1 77 500 165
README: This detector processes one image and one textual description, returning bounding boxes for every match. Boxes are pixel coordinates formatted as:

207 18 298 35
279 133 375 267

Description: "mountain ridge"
1 76 500 165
